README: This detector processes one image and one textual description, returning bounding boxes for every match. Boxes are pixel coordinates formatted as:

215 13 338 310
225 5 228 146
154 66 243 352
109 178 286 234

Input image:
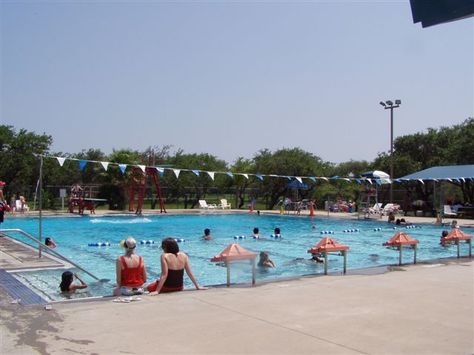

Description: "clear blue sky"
1 0 473 164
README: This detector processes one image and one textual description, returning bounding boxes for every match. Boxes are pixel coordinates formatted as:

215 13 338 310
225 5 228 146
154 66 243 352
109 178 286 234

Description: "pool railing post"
457 241 460 258
399 246 402 266
38 155 43 258
413 244 417 264
469 239 472 258
324 252 328 275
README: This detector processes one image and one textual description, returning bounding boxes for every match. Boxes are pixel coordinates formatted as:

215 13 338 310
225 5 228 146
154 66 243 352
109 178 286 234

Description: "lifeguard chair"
128 167 166 214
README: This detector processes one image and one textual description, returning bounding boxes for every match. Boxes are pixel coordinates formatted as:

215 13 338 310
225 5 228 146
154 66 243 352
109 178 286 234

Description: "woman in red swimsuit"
114 237 147 296
147 238 205 294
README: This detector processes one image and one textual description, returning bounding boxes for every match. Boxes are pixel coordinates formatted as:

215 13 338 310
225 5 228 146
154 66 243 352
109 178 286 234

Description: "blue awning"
398 165 474 181
287 180 308 189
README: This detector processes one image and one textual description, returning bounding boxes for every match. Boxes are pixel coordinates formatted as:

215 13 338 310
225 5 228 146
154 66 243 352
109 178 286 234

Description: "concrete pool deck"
0 210 473 354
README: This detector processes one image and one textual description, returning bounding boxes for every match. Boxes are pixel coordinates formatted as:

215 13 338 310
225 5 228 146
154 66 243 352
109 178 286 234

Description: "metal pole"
226 261 230 287
324 252 328 275
343 251 347 274
390 106 394 203
39 155 43 258
399 246 402 266
251 259 256 286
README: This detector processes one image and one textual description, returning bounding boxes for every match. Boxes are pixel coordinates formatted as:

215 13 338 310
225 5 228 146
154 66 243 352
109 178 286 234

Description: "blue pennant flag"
79 160 87 171
192 170 200 176
119 164 127 174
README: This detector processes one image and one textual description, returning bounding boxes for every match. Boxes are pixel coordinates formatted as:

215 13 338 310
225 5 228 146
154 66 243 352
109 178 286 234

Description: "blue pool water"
1 213 467 301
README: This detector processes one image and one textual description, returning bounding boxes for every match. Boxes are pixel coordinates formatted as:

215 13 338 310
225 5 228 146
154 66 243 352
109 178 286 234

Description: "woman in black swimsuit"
147 238 206 294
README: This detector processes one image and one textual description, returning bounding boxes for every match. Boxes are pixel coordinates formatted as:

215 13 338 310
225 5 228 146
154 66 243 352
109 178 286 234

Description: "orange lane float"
383 232 419 266
440 229 472 258
307 237 350 275
211 243 257 287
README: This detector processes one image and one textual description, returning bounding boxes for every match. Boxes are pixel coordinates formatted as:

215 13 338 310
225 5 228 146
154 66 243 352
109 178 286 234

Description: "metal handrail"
0 228 100 281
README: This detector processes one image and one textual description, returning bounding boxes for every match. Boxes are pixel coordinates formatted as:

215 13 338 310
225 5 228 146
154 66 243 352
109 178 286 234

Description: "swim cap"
123 237 136 249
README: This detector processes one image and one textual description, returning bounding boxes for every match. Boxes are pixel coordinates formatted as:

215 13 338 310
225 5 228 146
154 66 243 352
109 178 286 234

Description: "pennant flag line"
44 156 474 185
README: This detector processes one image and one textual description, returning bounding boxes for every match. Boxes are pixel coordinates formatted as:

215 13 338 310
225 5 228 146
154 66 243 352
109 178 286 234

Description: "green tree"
0 125 52 204
162 151 228 208
253 148 330 209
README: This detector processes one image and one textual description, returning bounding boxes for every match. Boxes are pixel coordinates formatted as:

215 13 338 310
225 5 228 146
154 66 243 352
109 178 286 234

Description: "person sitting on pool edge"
60 271 88 294
387 211 395 223
258 251 276 268
202 228 212 240
147 238 206 295
45 237 57 248
114 237 147 296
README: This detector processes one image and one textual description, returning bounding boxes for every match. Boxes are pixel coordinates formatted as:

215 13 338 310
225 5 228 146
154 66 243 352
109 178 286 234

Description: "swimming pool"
2 213 466 301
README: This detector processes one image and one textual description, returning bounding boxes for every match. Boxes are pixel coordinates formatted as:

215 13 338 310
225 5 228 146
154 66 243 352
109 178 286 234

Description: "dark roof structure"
398 165 474 182
410 0 474 28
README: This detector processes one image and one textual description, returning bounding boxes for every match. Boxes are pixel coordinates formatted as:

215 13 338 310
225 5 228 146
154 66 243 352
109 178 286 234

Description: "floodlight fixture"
380 98 402 203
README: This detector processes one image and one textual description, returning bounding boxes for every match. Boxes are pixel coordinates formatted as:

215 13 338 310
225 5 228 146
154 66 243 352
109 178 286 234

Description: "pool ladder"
0 228 101 281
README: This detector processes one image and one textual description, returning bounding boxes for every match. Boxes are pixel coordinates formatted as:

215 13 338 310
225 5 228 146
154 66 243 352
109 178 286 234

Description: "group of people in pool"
61 236 208 296
60 224 327 296
387 212 411 225
201 227 281 268
60 236 207 296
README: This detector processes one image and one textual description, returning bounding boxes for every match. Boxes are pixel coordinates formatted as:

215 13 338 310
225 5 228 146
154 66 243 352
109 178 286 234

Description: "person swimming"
202 228 212 240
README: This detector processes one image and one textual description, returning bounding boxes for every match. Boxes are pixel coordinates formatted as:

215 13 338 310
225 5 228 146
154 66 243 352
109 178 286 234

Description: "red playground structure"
128 167 167 214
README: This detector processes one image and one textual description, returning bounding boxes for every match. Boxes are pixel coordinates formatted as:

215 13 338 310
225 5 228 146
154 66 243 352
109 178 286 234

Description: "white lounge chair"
365 202 382 214
381 203 400 215
218 199 231 209
199 200 217 209
443 205 457 217
15 199 29 212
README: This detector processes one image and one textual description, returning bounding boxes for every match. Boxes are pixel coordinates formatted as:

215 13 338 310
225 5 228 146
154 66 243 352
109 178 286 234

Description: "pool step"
0 269 48 305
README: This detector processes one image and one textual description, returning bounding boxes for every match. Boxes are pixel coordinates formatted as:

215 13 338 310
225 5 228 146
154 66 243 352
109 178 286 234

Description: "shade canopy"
210 243 257 262
442 229 473 243
398 165 474 182
361 170 391 185
308 237 349 254
383 232 419 247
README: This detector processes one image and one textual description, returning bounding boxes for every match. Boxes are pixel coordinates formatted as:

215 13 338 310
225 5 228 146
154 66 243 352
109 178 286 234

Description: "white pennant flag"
207 171 215 180
100 162 109 171
56 157 66 167
138 165 146 173
173 169 181 178
242 173 248 179
295 177 303 184
156 167 164 174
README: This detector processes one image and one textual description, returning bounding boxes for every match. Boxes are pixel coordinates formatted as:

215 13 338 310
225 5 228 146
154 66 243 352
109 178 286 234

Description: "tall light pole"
379 99 401 203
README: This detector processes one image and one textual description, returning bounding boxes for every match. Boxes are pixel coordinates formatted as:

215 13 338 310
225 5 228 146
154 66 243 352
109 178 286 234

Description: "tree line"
0 118 472 211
